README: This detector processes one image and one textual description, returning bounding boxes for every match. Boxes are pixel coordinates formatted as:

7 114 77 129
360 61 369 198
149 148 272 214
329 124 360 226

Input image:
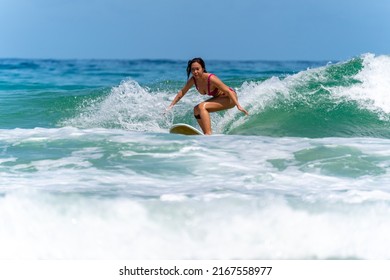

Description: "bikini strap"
207 74 214 95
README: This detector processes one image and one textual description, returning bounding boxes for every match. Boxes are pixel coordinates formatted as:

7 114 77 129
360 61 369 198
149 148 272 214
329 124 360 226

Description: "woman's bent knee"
193 104 200 115
194 104 201 119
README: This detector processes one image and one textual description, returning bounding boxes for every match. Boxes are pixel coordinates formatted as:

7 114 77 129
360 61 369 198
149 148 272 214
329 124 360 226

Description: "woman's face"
191 62 203 78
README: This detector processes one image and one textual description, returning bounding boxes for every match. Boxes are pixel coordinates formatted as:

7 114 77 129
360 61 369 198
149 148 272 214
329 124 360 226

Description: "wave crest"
226 54 390 138
63 79 173 132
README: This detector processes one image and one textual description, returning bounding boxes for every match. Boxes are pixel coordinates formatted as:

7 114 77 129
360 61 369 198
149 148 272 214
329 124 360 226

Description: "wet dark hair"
186 57 207 79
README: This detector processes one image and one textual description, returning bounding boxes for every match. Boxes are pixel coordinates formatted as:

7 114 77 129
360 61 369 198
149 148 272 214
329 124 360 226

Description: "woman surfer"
167 57 248 135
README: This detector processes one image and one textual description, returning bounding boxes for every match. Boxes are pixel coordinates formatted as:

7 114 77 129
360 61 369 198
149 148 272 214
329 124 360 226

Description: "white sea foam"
1 127 390 193
64 79 175 131
1 191 390 259
2 127 390 259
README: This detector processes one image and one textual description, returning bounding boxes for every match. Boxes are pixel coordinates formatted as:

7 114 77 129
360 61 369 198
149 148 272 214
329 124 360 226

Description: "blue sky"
0 0 389 60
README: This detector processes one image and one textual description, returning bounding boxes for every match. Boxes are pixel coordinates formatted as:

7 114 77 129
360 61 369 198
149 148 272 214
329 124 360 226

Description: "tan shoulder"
209 73 223 85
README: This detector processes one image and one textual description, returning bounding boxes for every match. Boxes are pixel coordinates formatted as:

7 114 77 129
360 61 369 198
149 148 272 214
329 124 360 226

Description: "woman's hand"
163 104 174 115
237 105 249 116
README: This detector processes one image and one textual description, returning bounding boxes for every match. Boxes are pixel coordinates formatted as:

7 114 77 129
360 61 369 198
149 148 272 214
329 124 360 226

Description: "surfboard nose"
169 123 204 135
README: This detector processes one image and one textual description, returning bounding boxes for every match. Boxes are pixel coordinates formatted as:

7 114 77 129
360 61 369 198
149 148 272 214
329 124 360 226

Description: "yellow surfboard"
169 123 204 135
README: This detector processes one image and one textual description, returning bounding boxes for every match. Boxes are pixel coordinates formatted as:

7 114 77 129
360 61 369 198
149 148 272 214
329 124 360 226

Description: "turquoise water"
1 54 390 259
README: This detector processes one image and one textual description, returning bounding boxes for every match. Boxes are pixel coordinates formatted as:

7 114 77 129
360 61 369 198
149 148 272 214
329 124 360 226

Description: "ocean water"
1 54 390 259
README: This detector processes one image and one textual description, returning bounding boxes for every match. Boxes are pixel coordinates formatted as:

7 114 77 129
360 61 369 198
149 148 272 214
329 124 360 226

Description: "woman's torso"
193 73 225 97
